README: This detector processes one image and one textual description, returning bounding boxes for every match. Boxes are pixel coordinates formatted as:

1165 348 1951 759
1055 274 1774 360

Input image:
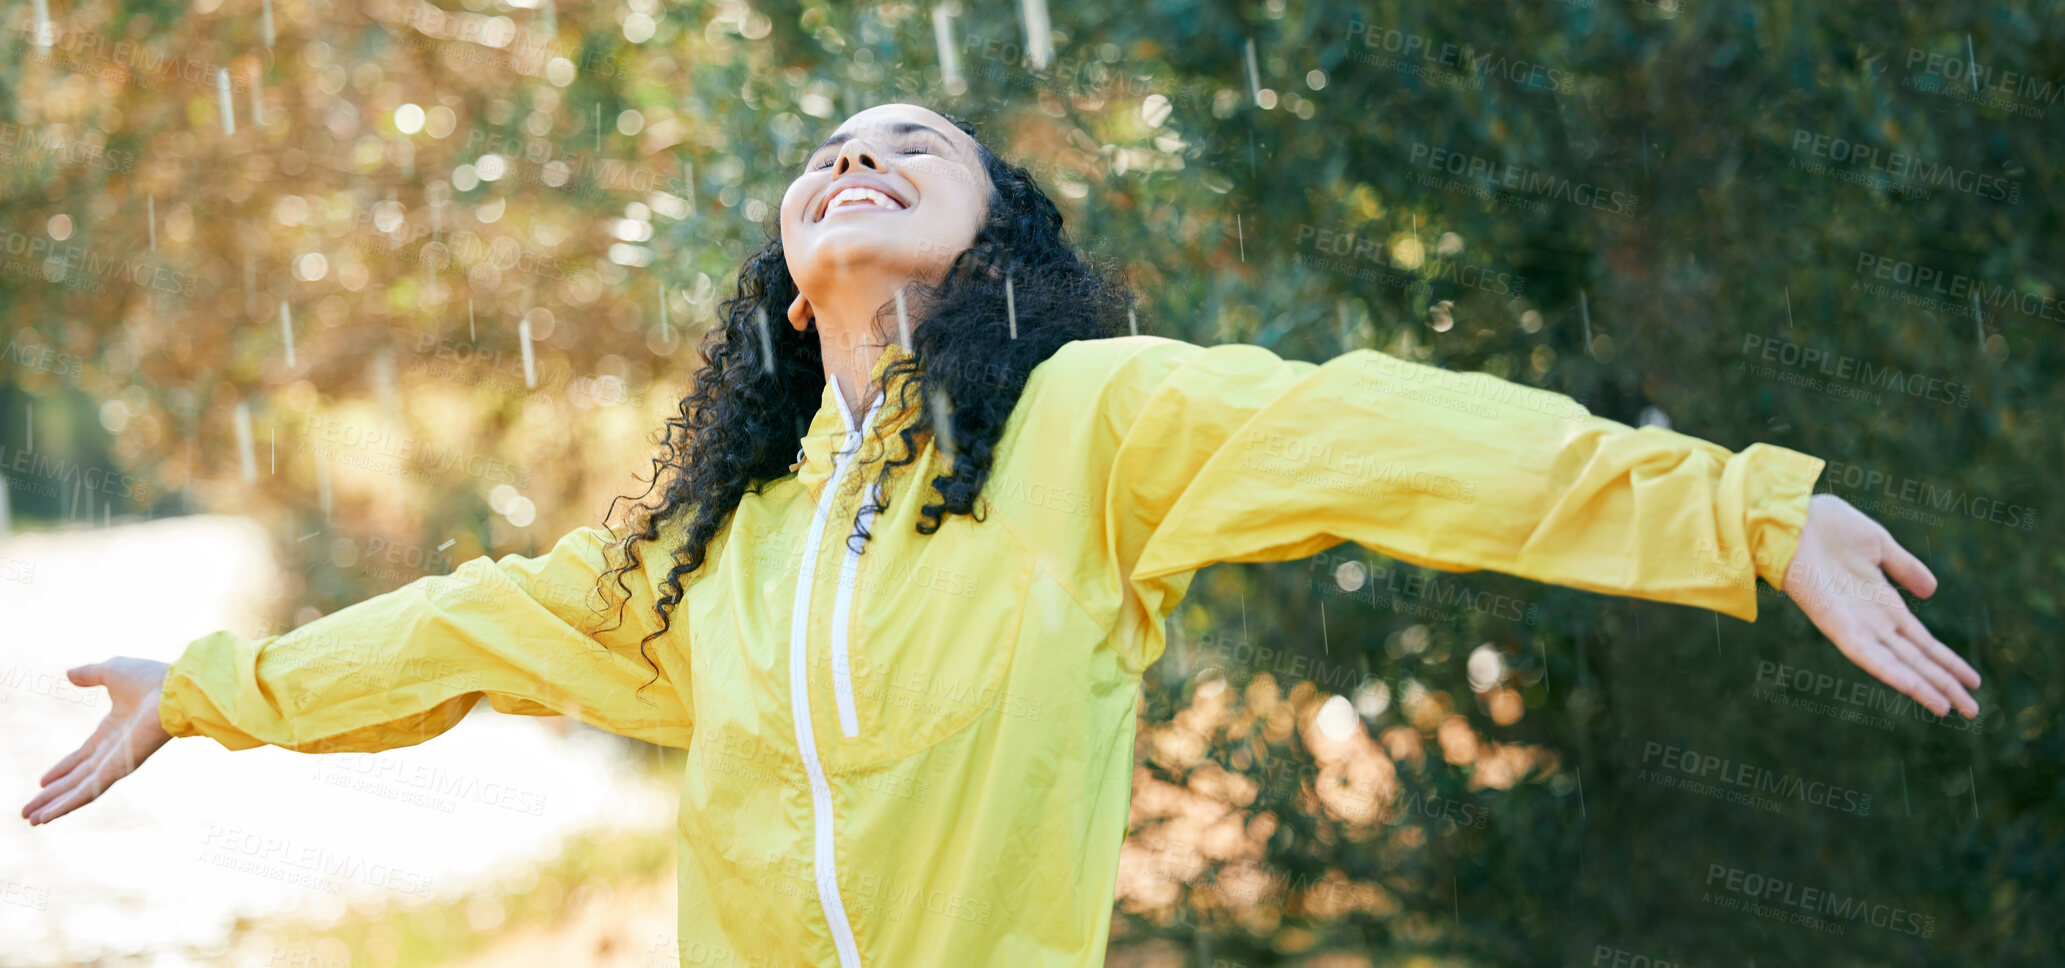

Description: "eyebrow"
807 121 956 162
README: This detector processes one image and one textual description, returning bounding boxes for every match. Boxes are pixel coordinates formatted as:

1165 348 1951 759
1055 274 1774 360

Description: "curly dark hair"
595 111 1137 695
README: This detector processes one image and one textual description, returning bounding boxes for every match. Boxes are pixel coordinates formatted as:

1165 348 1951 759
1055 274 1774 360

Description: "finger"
1884 630 1975 718
66 662 108 688
1894 607 1981 690
36 743 96 791
1878 534 1938 600
23 758 94 822
36 748 100 807
1842 631 1951 717
37 717 116 786
27 766 109 826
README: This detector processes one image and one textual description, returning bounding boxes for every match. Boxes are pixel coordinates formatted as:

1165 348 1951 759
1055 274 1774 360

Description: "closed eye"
809 143 937 171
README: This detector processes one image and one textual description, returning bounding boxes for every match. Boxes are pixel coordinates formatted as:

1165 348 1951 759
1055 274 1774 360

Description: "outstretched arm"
22 525 694 826
1062 336 1979 716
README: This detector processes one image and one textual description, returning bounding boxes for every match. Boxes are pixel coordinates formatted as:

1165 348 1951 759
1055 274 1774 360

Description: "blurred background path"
0 515 677 967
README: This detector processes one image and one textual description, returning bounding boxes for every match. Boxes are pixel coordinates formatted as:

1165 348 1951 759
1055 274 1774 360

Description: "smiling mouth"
818 186 910 221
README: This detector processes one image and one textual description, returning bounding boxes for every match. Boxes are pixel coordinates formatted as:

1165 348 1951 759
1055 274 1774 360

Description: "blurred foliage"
3 0 2061 964
241 808 678 968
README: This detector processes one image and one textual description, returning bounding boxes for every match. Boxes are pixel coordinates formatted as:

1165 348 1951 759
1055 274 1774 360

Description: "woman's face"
779 103 993 303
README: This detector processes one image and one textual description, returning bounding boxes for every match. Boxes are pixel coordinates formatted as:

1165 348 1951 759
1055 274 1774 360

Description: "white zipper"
788 374 881 968
830 480 884 738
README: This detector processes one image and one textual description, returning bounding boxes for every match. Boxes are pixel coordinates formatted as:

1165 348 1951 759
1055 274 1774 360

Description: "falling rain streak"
755 305 775 374
1018 0 1053 70
1005 272 1017 339
895 288 913 351
234 402 256 484
933 4 961 88
518 319 536 388
280 301 295 367
217 69 235 135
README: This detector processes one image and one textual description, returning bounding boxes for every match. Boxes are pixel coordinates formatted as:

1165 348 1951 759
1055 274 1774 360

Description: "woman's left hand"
1783 493 1982 719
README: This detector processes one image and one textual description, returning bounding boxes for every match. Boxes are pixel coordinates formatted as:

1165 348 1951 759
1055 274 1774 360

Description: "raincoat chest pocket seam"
820 522 1036 776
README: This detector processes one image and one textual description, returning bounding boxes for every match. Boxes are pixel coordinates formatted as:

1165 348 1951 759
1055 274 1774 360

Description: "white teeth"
826 186 904 215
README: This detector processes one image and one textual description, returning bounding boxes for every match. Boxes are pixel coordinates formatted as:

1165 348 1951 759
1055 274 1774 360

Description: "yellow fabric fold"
158 526 694 753
1046 337 1827 670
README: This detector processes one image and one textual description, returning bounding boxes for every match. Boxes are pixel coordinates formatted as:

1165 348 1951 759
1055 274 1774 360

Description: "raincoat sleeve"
156 525 694 753
1084 337 1825 670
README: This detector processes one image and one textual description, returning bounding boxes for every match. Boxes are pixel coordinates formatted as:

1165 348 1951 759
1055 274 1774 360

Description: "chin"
793 237 924 284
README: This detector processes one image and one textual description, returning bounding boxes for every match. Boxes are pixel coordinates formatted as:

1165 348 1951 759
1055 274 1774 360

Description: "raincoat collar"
792 342 921 500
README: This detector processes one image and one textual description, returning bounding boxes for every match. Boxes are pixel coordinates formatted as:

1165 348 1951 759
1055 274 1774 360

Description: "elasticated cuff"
1741 443 1827 592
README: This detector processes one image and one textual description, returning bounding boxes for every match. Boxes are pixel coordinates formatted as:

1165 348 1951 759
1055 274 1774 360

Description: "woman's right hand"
21 658 176 826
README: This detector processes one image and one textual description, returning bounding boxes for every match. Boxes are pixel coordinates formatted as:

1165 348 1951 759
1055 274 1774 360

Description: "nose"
833 137 888 176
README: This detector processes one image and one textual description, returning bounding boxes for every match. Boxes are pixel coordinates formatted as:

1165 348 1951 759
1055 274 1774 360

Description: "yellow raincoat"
158 335 1826 966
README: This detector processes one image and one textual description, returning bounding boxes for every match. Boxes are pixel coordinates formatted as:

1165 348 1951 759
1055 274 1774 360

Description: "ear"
787 292 815 332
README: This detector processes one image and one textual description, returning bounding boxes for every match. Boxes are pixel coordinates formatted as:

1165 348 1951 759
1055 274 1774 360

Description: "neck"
808 278 913 423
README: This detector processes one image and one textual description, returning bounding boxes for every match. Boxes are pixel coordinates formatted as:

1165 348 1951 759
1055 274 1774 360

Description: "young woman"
24 103 1980 966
